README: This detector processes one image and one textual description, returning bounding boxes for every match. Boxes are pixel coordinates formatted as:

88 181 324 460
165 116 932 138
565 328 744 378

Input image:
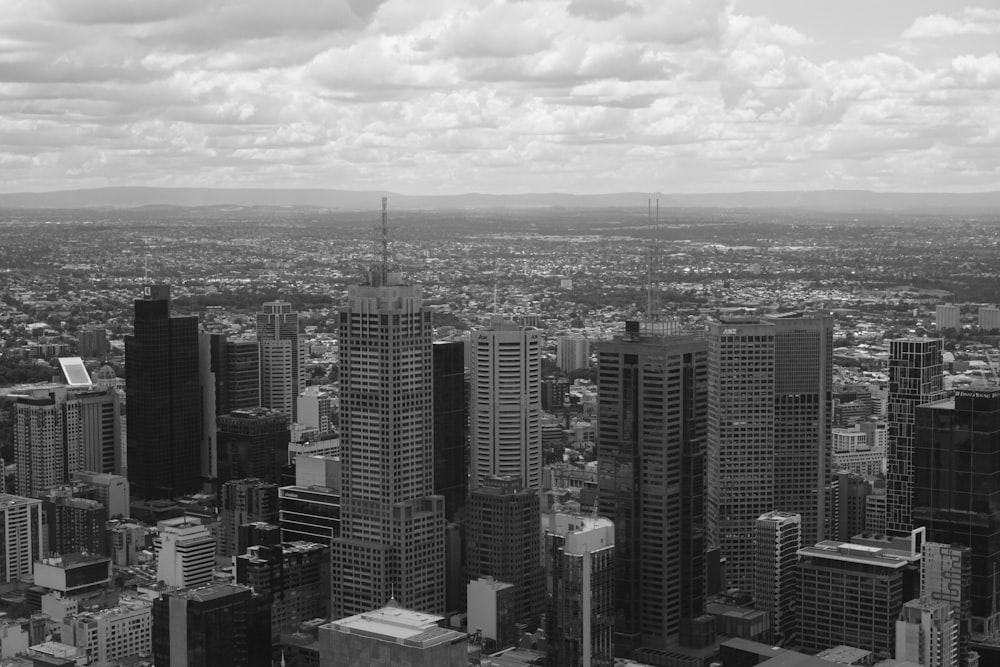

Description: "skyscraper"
886 337 945 535
257 301 304 423
596 321 709 655
545 512 616 667
556 335 590 374
218 478 278 558
433 340 467 521
0 494 43 584
471 315 542 490
753 511 801 646
914 388 1000 641
125 284 201 499
329 198 445 617
152 583 270 667
706 313 832 590
895 598 960 667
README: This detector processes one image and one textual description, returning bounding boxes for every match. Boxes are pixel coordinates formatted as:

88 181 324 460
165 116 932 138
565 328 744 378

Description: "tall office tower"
886 337 944 535
433 340 467 521
753 511 801 646
257 300 304 422
218 478 278 558
706 314 832 590
896 598 960 667
936 304 961 332
471 315 542 490
545 512 616 667
922 542 975 667
557 335 590 374
596 321 709 656
126 284 201 499
9 382 121 496
915 388 1000 640
330 200 445 617
153 517 215 589
797 534 922 659
216 408 290 487
279 455 340 546
0 494 43 584
152 583 271 667
467 476 545 631
978 306 1000 332
207 333 261 415
835 471 874 542
39 487 107 556
236 541 328 640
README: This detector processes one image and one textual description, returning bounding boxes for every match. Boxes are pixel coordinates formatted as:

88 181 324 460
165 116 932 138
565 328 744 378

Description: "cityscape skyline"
1 1 998 195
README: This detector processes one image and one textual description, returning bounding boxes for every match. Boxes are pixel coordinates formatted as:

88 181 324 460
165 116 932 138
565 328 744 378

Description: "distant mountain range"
1 186 999 213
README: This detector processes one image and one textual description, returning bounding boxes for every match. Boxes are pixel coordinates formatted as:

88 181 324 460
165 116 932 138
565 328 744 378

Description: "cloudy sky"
2 0 999 194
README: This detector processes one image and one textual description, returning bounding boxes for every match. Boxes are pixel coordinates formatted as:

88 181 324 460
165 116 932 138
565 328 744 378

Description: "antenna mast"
370 195 394 287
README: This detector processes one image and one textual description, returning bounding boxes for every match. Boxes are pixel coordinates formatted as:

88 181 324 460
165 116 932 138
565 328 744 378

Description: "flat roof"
798 541 910 569
327 605 464 648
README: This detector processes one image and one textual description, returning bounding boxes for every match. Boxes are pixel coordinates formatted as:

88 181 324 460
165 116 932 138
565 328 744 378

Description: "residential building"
125 284 201 499
61 597 152 667
597 321 710 655
39 488 107 557
557 335 590 374
257 301 304 422
235 541 328 640
886 337 945 535
896 598 960 667
152 583 270 667
545 513 616 667
0 494 43 584
978 306 1000 332
937 304 961 332
471 316 543 490
921 542 975 667
753 511 801 646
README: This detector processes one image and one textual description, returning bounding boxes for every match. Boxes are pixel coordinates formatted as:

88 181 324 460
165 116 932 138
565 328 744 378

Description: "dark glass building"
433 340 467 521
216 408 290 487
125 284 201 499
208 333 260 416
596 322 709 656
915 388 1000 638
152 583 270 667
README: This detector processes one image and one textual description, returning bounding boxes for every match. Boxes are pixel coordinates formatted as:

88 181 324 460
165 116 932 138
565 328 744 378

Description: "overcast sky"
3 0 999 194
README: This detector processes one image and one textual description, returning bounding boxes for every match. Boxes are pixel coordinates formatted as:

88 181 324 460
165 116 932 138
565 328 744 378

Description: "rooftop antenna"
646 199 654 318
143 255 149 282
370 196 393 287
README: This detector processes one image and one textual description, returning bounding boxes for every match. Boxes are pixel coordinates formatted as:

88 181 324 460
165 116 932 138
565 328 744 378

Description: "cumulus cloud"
0 0 997 193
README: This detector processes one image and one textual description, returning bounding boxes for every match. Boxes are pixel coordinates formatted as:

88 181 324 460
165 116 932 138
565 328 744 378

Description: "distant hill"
1 186 999 213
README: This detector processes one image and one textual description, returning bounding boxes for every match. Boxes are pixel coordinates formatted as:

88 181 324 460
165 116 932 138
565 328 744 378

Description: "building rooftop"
171 583 251 603
798 540 912 569
325 604 464 649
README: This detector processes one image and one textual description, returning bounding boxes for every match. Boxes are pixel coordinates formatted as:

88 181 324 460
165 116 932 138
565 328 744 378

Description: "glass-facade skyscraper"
125 284 201 499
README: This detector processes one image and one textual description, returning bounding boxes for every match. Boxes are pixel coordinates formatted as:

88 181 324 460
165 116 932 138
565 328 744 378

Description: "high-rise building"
77 326 110 359
915 388 1000 640
278 455 340 547
835 471 874 543
887 337 945 535
467 577 516 649
153 517 215 590
556 335 590 374
207 333 260 416
978 306 1000 332
753 511 800 646
0 494 43 584
466 476 545 631
921 542 975 667
471 315 542 490
61 598 152 667
7 382 121 497
257 301 304 423
39 487 107 557
936 304 961 332
706 314 832 590
545 512 616 667
797 534 922 659
433 340 467 522
126 284 201 500
235 541 328 640
318 603 467 667
218 478 278 558
596 321 709 656
330 201 445 617
152 583 270 667
297 385 334 434
896 598 960 667
216 408 290 487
